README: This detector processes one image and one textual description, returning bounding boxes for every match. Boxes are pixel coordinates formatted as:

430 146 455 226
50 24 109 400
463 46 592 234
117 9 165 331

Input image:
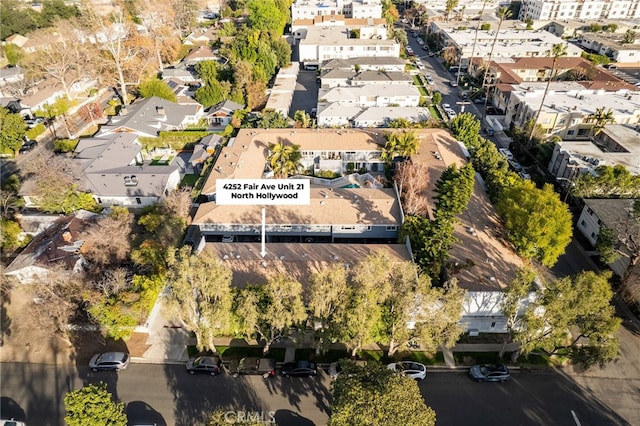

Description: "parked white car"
387 361 427 380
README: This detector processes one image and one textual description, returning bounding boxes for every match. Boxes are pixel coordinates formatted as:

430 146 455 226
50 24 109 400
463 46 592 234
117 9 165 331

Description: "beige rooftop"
203 242 412 288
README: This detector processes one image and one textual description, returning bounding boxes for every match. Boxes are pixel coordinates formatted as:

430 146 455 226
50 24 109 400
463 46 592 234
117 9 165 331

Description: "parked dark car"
228 357 276 378
186 356 222 375
469 364 510 382
89 352 130 372
281 360 317 377
19 140 37 153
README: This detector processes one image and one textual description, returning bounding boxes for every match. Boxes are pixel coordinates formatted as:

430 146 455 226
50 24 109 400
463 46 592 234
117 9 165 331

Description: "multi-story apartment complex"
503 82 640 139
519 0 640 21
576 32 640 63
291 0 382 20
431 24 582 68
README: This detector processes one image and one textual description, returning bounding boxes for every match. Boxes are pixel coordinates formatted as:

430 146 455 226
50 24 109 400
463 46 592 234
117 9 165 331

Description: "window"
567 130 575 135
136 197 142 205
591 232 597 239
581 220 586 227
386 226 397 231
587 207 594 215
490 322 496 329
97 197 102 204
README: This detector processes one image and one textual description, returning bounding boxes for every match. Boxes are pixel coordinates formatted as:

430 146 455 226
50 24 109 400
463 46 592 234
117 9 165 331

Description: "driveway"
289 70 318 118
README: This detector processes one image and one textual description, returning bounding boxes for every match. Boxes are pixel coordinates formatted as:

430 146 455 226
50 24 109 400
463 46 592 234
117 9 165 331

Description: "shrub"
54 139 79 153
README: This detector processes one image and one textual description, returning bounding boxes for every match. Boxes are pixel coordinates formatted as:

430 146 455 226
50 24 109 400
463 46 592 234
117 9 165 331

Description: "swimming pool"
340 183 360 188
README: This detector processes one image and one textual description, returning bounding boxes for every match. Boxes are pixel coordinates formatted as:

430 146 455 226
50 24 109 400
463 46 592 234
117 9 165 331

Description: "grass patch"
428 105 443 121
150 156 175 165
181 174 199 188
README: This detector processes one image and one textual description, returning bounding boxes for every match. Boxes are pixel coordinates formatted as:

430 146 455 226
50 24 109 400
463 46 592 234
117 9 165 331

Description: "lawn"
180 174 199 188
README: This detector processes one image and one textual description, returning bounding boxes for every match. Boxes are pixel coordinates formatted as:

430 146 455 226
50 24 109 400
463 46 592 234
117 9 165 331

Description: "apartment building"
576 32 640 63
519 0 640 21
431 24 582 68
291 0 382 21
504 82 640 139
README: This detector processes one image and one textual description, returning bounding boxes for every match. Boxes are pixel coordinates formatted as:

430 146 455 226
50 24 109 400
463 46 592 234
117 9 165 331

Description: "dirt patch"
126 332 151 357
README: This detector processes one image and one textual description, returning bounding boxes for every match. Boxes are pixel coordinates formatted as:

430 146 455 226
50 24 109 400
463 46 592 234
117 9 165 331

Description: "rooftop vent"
156 106 165 115
124 175 138 186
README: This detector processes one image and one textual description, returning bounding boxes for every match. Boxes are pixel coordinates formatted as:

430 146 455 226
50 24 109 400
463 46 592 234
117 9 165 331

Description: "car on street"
89 352 130 372
498 148 514 160
469 364 510 382
417 38 424 45
406 46 415 56
228 357 276 378
484 126 495 136
442 103 451 109
0 419 27 426
24 117 45 128
416 61 426 70
19 140 37 153
386 361 427 380
425 74 434 84
281 360 317 377
186 356 222 375
449 80 458 87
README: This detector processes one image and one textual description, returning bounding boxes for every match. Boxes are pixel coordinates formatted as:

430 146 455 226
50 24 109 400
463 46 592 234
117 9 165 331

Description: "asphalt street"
2 362 638 425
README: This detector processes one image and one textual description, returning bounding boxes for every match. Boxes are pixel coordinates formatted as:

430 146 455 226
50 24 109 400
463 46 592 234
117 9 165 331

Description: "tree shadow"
126 400 167 426
274 409 315 426
0 396 27 422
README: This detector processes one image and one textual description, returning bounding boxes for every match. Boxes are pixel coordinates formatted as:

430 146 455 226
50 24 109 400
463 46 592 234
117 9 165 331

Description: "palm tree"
587 107 615 137
528 43 568 146
267 141 302 178
381 130 419 163
468 0 490 73
480 7 512 123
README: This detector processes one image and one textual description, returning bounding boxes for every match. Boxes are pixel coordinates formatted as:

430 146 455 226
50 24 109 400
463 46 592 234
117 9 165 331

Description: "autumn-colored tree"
81 207 134 268
393 161 429 216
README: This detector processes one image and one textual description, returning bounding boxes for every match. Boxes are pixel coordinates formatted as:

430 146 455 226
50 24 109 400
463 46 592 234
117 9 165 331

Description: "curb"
131 357 186 365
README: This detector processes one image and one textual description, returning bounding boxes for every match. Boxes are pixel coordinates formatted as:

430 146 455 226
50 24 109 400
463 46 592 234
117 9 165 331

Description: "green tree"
381 130 419 163
445 0 459 21
622 29 636 44
433 163 475 221
293 110 312 128
3 43 24 66
137 78 177 102
449 112 481 146
235 275 307 354
0 219 23 252
495 181 572 267
271 37 292 68
307 264 350 354
344 251 392 357
572 165 640 198
64 382 127 426
431 91 442 105
586 107 615 136
0 108 27 155
515 271 621 368
480 23 491 31
329 362 436 426
387 118 413 128
413 279 465 355
267 140 302 178
164 247 234 352
247 0 288 37
500 267 537 356
595 226 621 264
195 79 231 108
254 110 290 128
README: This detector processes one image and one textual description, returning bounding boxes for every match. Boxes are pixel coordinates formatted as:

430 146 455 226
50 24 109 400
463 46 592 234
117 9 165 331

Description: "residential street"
2 361 639 425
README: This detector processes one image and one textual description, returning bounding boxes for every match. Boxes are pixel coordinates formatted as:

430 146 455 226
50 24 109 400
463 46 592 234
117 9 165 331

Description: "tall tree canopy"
495 181 572 267
64 382 126 426
329 362 436 426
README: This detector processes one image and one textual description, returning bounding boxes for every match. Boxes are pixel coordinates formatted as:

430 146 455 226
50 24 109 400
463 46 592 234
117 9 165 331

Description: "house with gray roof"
99 96 204 138
74 133 181 207
204 99 245 128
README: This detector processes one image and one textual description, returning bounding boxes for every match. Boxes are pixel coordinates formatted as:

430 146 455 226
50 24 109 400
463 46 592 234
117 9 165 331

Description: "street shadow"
0 280 11 346
274 409 315 426
424 369 632 426
0 396 27 422
164 362 266 426
126 400 167 426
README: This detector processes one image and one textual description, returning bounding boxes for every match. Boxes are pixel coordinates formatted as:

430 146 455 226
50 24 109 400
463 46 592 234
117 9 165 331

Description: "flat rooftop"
510 83 640 116
195 128 524 291
203 242 411 288
301 26 397 46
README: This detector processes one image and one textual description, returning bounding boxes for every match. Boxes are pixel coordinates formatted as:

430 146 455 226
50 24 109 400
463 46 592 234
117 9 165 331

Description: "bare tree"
394 161 429 216
161 187 192 225
138 0 183 71
80 207 134 268
22 19 94 100
30 265 87 346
